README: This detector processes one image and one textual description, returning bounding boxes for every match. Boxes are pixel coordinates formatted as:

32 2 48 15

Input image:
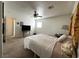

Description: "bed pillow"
57 34 68 42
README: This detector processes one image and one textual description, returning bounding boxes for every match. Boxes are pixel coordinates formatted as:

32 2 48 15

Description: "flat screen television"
22 25 31 32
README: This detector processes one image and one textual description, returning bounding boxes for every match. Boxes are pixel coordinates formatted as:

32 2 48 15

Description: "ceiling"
28 1 75 19
4 1 75 19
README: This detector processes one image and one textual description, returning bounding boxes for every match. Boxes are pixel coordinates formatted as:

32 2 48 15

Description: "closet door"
6 17 13 36
6 17 15 39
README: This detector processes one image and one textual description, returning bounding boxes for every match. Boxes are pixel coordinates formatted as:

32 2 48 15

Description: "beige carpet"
3 37 35 58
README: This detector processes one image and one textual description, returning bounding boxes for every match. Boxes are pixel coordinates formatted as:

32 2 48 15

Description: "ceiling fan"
33 11 42 18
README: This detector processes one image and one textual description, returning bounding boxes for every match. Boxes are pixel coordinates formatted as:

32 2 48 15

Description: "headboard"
69 2 79 57
69 2 79 48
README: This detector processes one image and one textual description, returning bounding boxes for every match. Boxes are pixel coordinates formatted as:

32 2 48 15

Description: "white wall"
4 1 72 37
36 14 71 36
4 2 35 37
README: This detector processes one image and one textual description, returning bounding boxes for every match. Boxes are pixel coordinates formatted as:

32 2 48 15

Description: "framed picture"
20 21 23 26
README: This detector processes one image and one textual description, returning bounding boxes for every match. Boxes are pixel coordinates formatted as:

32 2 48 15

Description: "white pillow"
58 34 68 42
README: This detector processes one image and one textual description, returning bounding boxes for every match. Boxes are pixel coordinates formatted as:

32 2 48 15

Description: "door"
0 1 3 57
6 17 15 39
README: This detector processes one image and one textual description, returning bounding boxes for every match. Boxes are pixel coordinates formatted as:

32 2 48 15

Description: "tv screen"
22 25 31 31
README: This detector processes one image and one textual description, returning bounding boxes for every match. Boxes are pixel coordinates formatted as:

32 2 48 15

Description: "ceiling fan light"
33 10 42 18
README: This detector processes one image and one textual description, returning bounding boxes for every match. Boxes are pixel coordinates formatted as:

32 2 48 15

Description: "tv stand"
22 31 30 37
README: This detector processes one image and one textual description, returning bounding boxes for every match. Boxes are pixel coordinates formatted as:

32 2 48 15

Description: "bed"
24 34 76 58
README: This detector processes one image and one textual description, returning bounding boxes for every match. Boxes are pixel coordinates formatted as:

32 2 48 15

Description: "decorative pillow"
61 41 73 57
57 34 68 42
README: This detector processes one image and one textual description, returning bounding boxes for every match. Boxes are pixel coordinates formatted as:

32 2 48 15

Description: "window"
37 22 42 28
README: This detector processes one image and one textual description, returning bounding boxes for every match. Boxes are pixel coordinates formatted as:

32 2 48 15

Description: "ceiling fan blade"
38 16 42 17
34 15 42 18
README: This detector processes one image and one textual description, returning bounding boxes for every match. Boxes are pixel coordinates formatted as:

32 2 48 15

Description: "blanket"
24 34 58 57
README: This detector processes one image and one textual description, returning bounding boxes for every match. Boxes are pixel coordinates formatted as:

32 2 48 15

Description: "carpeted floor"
2 37 76 58
3 37 35 58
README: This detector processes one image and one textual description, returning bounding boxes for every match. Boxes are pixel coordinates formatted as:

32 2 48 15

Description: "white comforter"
24 34 58 58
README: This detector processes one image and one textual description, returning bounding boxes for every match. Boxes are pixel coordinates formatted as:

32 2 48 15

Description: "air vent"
48 5 54 9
